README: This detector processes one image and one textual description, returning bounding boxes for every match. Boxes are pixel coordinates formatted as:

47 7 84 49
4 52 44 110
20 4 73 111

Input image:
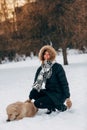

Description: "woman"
29 45 72 114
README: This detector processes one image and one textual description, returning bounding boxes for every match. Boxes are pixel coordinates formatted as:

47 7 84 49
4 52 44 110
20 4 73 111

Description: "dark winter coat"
34 62 70 107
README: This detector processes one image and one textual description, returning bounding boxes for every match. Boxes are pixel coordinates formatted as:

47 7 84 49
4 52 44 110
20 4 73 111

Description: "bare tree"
12 0 18 32
0 0 12 35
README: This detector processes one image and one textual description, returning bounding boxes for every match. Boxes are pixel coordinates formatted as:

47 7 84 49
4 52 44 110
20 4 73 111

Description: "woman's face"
43 51 50 61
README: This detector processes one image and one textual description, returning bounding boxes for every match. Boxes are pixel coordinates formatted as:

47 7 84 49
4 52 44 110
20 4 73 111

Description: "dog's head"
6 103 21 121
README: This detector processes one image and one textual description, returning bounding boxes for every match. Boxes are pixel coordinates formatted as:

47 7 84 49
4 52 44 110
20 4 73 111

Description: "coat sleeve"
56 64 70 99
34 66 42 83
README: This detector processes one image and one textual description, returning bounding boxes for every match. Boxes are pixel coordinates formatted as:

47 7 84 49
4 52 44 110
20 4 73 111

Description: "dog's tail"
24 99 31 103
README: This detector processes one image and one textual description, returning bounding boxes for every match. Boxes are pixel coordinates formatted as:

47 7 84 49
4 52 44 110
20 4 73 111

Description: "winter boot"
56 104 67 112
46 108 56 114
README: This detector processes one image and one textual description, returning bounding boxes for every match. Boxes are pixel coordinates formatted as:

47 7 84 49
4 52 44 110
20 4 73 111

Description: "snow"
0 51 87 130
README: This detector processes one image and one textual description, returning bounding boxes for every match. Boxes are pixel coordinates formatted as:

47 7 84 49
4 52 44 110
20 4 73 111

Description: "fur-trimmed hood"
38 45 57 63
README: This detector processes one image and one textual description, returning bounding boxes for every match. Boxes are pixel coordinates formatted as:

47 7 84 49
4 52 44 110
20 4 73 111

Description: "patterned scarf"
32 61 53 92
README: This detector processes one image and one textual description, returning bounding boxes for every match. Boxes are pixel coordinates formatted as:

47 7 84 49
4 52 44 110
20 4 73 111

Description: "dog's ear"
13 105 21 114
14 110 19 115
15 106 21 114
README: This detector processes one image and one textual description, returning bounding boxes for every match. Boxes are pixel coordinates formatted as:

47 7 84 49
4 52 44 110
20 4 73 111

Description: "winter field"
0 49 87 130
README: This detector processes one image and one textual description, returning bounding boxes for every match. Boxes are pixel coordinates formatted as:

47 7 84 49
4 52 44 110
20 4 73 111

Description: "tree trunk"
62 43 68 65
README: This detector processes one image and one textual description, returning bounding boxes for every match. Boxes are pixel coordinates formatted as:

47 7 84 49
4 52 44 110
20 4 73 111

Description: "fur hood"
38 45 57 63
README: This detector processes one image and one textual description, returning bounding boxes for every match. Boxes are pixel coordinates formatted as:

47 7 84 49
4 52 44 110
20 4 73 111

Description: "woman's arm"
56 63 70 99
34 66 42 83
56 63 72 108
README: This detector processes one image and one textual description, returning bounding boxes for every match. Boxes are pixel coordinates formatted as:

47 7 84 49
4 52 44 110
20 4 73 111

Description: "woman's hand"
66 98 72 109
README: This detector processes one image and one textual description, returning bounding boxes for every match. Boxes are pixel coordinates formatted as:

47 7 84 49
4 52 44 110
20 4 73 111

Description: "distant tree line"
0 0 87 64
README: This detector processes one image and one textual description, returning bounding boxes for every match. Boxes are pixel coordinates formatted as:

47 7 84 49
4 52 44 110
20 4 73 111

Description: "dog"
6 100 38 121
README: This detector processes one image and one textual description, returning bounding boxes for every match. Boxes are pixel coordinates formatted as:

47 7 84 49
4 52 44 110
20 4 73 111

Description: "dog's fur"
6 100 38 121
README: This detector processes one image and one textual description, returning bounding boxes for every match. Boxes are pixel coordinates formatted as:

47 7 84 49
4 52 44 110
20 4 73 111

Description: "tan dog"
6 100 38 121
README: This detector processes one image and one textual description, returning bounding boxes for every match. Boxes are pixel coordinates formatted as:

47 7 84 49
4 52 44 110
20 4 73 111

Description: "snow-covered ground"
0 51 87 130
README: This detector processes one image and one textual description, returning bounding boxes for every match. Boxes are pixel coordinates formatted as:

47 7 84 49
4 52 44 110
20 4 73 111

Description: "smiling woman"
29 45 72 114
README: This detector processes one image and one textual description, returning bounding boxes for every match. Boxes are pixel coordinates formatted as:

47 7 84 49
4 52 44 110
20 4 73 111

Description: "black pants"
29 89 55 110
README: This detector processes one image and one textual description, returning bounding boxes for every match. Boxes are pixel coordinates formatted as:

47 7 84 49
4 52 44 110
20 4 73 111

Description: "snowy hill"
0 52 87 130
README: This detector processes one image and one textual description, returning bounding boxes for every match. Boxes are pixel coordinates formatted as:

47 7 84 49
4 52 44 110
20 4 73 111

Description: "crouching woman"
29 45 72 114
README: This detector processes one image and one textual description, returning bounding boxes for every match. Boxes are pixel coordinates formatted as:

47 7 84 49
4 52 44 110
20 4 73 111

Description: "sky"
0 0 26 9
0 49 87 130
0 0 35 19
0 0 26 20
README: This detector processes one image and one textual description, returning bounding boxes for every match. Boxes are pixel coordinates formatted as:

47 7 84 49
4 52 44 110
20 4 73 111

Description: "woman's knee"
29 89 39 100
34 96 54 109
34 99 45 108
34 100 41 108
